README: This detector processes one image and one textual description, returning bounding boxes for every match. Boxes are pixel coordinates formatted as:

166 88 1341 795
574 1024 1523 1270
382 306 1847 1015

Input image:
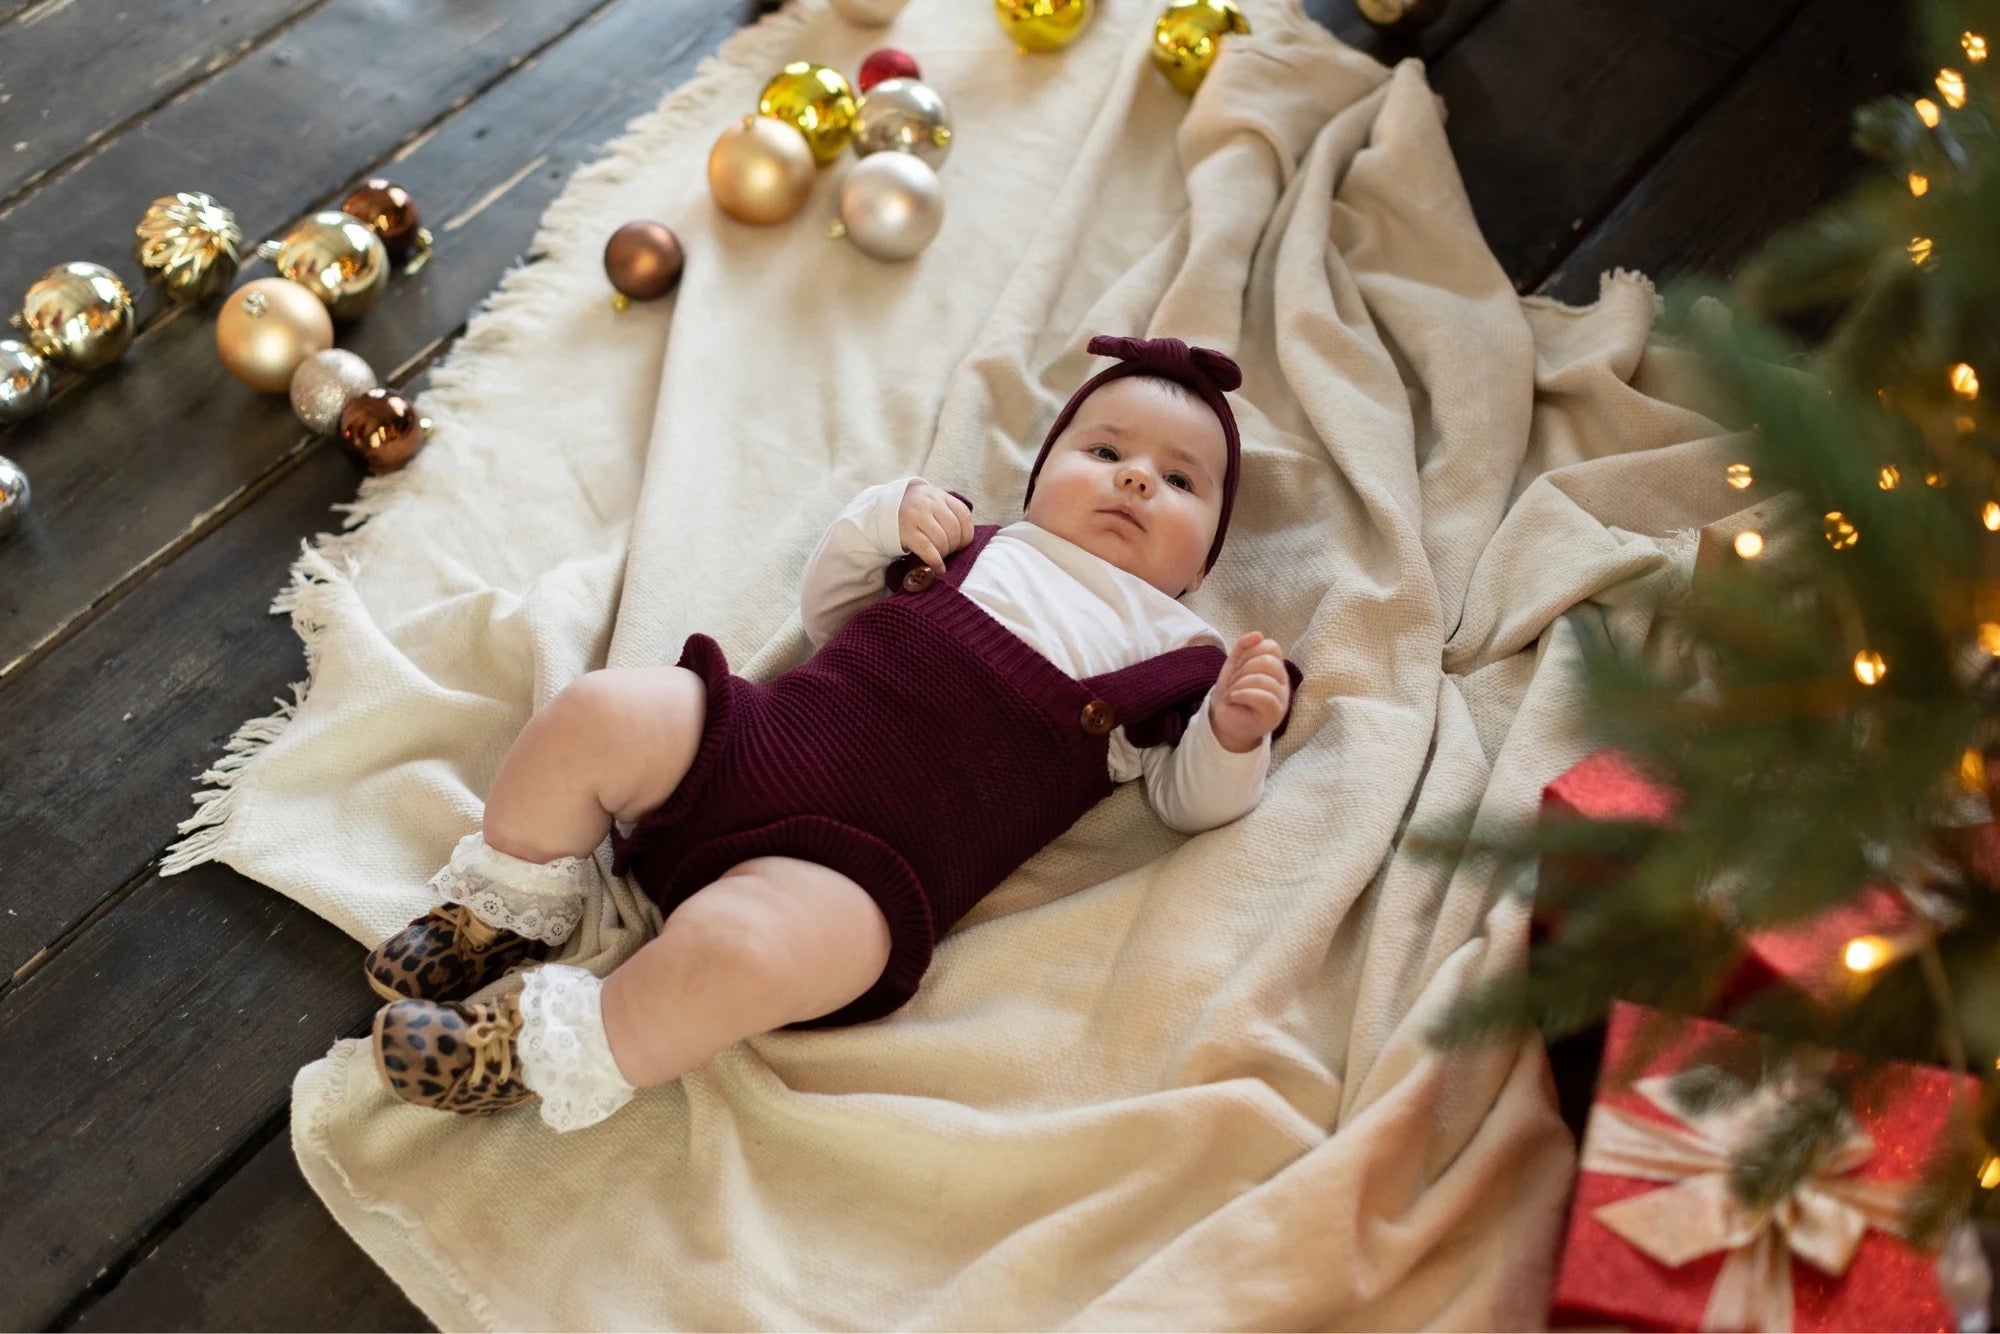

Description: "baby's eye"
1089 445 1118 460
1167 473 1192 492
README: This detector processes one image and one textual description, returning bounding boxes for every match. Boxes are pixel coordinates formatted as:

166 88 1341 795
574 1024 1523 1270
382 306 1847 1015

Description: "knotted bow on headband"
1021 334 1243 578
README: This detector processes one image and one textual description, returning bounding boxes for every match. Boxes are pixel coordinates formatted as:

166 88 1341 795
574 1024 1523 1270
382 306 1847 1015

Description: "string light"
1938 67 1968 108
1960 415 1981 435
1928 470 1948 487
1964 747 1988 786
1823 512 1859 548
1844 935 1894 971
1909 235 1935 266
1916 97 1943 127
1980 624 2000 655
1726 462 1753 490
1966 31 1990 63
1985 501 2000 531
1854 649 1887 685
1953 362 1981 398
1879 465 1901 489
1733 531 1764 559
1911 171 1932 196
1984 1156 2000 1189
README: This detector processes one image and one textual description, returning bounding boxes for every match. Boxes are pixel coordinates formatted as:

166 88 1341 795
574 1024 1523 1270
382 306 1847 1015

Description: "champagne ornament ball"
260 211 390 319
995 0 1094 52
289 348 379 434
215 277 335 393
835 150 944 261
858 47 922 93
1354 0 1447 34
830 0 911 24
604 221 685 302
15 262 136 372
0 340 50 426
0 454 29 539
708 115 818 225
133 191 244 303
1151 0 1251 94
758 62 859 164
338 178 425 262
853 78 953 171
336 387 430 474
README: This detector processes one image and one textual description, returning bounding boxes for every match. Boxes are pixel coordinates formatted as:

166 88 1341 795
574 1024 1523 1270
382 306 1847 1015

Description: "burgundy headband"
1021 334 1243 577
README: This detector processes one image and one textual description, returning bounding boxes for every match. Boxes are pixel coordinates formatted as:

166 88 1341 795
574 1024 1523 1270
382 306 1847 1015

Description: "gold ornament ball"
1152 0 1251 94
133 191 243 303
215 277 335 393
1354 0 1448 34
16 262 136 372
757 62 858 164
604 221 685 301
336 387 429 474
995 0 1094 52
265 211 390 320
708 115 819 225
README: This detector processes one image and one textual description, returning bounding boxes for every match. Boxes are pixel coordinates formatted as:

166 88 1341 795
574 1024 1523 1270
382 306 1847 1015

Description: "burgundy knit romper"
609 505 1305 1031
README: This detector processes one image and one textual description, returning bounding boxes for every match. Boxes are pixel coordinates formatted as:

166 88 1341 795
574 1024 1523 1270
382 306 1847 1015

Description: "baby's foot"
372 991 538 1114
362 901 547 1003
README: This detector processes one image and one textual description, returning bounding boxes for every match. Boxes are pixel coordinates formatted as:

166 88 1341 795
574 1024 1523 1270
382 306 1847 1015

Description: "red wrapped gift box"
1550 1001 1980 1332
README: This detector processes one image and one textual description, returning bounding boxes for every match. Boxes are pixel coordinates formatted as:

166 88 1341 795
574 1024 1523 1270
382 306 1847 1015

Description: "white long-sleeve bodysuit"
798 478 1268 834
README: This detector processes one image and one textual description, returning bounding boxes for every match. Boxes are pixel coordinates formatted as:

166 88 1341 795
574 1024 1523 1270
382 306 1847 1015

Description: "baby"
364 334 1303 1131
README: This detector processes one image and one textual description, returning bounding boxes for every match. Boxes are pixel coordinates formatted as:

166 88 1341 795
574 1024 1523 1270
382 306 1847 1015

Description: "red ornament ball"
857 48 921 94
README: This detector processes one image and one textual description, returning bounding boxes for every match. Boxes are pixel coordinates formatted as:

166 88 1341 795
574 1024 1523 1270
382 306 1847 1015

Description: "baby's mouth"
1098 506 1145 533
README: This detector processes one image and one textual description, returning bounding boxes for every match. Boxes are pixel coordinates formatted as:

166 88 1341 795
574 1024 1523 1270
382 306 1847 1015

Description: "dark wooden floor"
0 0 1908 1328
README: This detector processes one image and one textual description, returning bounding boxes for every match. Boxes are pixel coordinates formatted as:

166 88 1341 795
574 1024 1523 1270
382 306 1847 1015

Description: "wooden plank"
64 1130 430 1333
0 0 764 973
1538 0 1909 302
0 0 318 204
1432 0 1813 289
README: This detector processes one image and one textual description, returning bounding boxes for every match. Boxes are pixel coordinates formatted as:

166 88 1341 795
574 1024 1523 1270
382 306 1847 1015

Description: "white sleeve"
801 477 923 648
1140 685 1270 833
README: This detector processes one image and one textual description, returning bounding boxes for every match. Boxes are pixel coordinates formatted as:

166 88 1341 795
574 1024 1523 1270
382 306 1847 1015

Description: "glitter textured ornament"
132 191 244 303
258 211 391 320
1354 0 1448 34
829 0 911 24
853 78 953 170
289 348 379 435
215 277 335 393
758 62 859 165
0 339 50 425
0 454 28 539
1151 0 1251 94
858 47 922 93
708 115 818 225
603 221 685 303
834 151 944 261
337 178 427 264
14 262 136 372
995 0 1094 52
336 387 431 474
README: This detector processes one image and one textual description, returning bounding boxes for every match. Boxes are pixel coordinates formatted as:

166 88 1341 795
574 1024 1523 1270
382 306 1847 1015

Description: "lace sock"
517 964 639 1133
427 831 591 945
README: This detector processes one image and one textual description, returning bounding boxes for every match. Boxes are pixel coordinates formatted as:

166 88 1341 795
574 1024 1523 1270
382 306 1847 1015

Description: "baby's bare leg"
482 666 708 864
599 856 894 1088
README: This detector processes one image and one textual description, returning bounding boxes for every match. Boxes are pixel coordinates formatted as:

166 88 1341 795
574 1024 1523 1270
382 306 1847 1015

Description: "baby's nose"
1118 470 1151 494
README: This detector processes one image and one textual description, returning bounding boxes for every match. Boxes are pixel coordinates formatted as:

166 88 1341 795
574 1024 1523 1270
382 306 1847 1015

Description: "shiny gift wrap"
1550 1002 1979 1332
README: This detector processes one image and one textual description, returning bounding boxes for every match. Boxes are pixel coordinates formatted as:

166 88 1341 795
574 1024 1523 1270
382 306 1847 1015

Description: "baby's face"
1023 375 1228 598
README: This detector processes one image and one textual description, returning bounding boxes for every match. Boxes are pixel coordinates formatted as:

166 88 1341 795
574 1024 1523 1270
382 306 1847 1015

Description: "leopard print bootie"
373 991 538 1113
363 902 547 1003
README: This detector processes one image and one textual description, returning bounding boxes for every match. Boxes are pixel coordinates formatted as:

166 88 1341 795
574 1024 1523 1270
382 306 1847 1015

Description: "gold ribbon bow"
1583 1075 1917 1332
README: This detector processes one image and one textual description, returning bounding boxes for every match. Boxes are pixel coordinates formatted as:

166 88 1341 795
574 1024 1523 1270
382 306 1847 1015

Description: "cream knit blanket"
163 0 1748 1325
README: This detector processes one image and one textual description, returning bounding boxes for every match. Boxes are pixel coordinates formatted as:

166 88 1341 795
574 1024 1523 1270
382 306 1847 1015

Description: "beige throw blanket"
163 0 1748 1325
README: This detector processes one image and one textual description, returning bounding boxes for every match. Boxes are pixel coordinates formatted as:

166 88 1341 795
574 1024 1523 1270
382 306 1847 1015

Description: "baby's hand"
898 479 974 572
1209 632 1289 754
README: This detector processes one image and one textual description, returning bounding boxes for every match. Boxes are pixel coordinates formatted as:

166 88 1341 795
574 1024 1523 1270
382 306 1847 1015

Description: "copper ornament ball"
339 178 423 261
603 221 685 301
336 387 427 474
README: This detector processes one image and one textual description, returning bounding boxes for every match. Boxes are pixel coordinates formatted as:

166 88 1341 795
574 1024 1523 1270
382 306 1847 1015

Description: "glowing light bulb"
1733 531 1764 559
1854 650 1887 685
1823 512 1858 548
1879 465 1902 489
1844 935 1893 971
1966 31 1989 63
1982 1155 2000 1189
1911 171 1932 196
1985 501 2000 531
1964 747 1988 786
1910 235 1935 265
1980 624 2000 655
1928 470 1948 487
1916 97 1943 127
1960 415 1981 435
1726 462 1753 490
1939 68 1968 108
1953 363 1981 398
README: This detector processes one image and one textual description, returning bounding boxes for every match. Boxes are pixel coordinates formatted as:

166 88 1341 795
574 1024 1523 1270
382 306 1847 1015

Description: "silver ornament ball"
0 454 29 540
0 339 50 426
289 347 380 435
853 77 953 171
836 151 945 262
829 0 911 23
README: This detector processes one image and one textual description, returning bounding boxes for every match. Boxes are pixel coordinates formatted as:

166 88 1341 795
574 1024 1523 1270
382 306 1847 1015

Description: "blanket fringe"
159 0 824 879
